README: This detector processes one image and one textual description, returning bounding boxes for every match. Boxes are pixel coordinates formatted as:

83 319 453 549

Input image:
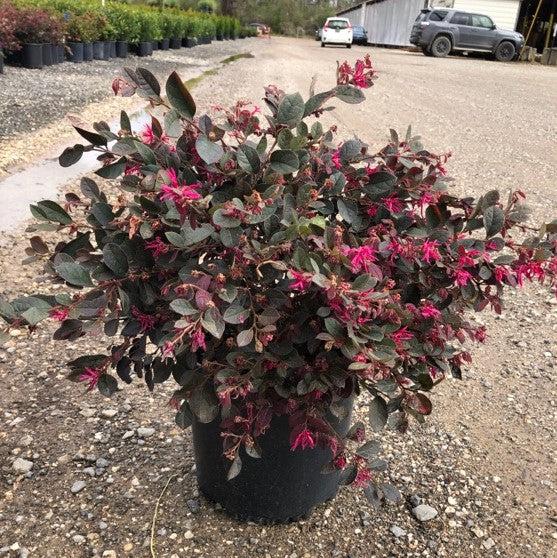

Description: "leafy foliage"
2 55 556 506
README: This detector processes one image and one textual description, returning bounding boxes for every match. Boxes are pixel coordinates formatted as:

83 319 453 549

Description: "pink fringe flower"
290 428 315 451
289 270 312 291
49 308 69 321
79 367 102 391
146 237 170 259
420 303 441 319
421 240 441 264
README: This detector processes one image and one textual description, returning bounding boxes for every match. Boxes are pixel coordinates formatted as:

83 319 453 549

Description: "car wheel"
346 44 352 48
494 41 516 62
321 42 325 48
422 46 433 57
431 35 451 58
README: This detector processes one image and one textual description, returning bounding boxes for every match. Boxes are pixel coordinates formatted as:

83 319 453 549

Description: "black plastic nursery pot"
159 38 170 50
170 37 182 49
186 38 197 48
0 53 3 75
101 41 112 60
192 397 354 523
134 42 153 57
42 43 54 66
216 34 224 41
93 41 104 60
20 43 44 69
152 41 159 51
83 42 93 62
67 42 84 63
115 41 128 58
56 45 65 64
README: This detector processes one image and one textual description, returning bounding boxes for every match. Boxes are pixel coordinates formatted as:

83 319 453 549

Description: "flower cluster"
2 60 555 507
337 54 377 89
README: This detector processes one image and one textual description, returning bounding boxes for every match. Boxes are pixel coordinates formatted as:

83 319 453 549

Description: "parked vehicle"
315 28 322 41
410 8 524 61
321 17 352 48
352 25 368 45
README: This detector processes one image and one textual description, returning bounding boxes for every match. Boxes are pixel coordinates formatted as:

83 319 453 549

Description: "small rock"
137 427 155 438
12 458 33 474
412 504 438 522
123 543 133 552
70 480 86 494
187 499 200 513
103 552 117 558
390 525 406 538
96 458 109 468
102 409 118 418
19 435 33 447
409 494 422 507
122 431 134 440
184 530 194 540
483 538 496 550
72 535 85 544
99 521 108 530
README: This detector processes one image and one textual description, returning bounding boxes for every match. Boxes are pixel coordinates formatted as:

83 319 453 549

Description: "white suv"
321 17 353 48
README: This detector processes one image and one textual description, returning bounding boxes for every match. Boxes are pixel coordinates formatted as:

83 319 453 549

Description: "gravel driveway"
0 37 556 558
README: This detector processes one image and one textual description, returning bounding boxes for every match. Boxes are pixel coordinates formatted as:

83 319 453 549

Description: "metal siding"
364 0 427 46
452 0 521 30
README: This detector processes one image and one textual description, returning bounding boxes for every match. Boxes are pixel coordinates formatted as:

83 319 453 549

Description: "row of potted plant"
0 0 249 72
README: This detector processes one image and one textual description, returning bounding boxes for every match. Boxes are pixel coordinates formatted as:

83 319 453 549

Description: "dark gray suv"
410 9 524 61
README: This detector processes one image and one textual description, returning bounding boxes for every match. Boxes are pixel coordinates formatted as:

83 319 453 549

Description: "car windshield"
327 19 349 30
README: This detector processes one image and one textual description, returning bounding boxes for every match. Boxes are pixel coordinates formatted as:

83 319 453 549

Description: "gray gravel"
0 39 257 139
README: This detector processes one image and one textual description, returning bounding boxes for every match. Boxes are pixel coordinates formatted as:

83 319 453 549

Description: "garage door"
452 0 521 30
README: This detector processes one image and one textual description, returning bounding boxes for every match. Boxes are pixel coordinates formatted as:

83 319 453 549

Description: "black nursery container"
192 397 354 523
159 38 170 50
186 38 197 48
0 53 3 75
134 42 153 57
115 41 128 58
170 37 182 49
20 43 43 69
42 44 54 66
93 41 104 60
56 45 65 63
82 42 92 61
152 41 159 51
105 40 116 58
67 42 84 63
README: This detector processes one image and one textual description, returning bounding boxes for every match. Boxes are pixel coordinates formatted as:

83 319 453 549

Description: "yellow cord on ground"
150 474 179 558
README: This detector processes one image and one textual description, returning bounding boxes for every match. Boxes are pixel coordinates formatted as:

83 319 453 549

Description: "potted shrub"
110 4 140 59
0 0 20 73
3 59 556 522
169 14 183 49
65 12 97 64
10 5 58 69
133 10 155 57
159 12 172 50
91 12 110 60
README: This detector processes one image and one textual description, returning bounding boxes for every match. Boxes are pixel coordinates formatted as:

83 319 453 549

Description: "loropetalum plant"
2 56 556 505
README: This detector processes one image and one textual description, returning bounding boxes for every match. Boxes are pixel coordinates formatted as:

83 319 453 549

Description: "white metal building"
338 0 523 47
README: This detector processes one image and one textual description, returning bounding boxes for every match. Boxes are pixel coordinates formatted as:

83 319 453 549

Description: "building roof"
337 0 382 16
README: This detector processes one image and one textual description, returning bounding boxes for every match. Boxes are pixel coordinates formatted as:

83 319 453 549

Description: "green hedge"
11 0 237 43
